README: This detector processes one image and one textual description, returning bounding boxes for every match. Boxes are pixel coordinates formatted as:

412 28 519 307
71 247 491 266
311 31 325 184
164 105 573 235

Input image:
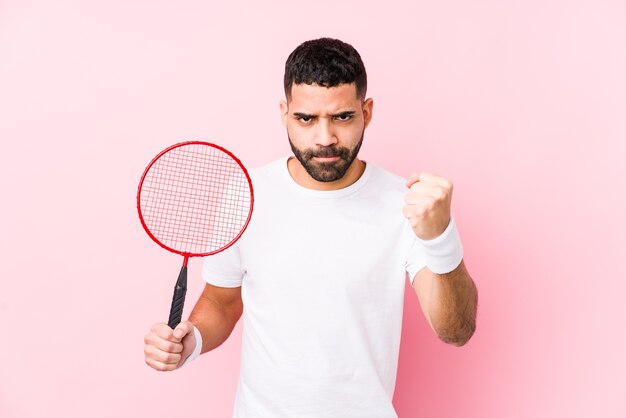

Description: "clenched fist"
403 172 453 240
144 320 196 371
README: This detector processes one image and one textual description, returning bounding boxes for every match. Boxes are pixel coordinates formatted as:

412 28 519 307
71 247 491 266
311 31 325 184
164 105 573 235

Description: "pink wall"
1 1 624 417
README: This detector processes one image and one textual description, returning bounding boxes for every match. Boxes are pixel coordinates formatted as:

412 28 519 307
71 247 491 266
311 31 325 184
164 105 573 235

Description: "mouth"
312 156 341 163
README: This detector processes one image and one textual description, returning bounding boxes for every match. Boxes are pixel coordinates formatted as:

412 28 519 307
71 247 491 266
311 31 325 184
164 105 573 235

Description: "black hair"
283 37 367 100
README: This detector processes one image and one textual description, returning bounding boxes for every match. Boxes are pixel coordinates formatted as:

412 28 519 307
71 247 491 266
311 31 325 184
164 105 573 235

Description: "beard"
288 131 364 183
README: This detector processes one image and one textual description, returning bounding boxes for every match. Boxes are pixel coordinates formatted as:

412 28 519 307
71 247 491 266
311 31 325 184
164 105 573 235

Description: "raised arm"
403 172 478 346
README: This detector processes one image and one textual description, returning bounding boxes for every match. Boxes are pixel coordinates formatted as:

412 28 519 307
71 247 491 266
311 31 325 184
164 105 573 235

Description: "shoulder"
244 157 290 199
363 162 408 198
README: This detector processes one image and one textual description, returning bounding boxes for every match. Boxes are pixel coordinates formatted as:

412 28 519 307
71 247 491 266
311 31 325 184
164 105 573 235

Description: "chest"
239 192 408 293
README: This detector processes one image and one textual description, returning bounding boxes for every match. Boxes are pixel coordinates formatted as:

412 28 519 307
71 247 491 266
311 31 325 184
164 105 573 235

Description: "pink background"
1 0 625 417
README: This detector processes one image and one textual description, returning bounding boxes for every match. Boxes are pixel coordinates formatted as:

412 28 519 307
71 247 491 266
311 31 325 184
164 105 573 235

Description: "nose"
315 119 337 147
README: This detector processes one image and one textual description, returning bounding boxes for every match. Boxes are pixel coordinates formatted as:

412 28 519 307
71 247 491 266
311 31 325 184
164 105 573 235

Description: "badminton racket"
137 141 253 329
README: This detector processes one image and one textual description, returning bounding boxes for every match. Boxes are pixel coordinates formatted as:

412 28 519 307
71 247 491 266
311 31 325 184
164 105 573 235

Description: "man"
144 37 478 417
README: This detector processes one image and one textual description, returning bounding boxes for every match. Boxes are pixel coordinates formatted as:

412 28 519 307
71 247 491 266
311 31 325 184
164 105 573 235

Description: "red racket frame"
136 140 254 266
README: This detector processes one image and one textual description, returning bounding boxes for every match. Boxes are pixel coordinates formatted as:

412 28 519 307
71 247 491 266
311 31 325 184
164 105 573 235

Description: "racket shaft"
168 265 187 329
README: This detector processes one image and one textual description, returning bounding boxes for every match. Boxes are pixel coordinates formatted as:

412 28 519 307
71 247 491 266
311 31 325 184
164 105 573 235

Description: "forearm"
425 260 478 346
188 294 243 354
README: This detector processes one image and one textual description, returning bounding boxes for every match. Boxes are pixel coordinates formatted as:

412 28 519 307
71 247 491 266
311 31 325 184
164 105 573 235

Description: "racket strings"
139 143 252 255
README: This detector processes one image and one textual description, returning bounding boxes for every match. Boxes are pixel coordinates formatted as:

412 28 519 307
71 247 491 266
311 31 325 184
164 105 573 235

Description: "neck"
287 157 366 191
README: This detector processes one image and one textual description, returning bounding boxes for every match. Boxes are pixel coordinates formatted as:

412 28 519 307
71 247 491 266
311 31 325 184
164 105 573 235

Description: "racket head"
137 141 254 258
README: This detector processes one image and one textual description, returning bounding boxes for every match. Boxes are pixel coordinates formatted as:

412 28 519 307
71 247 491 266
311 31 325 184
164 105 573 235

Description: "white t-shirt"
202 157 427 418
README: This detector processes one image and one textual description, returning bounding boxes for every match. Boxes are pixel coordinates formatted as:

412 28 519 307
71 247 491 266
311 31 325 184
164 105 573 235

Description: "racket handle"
167 265 187 329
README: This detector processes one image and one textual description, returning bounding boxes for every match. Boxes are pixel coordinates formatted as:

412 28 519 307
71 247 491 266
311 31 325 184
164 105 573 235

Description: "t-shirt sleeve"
201 244 244 288
404 221 427 285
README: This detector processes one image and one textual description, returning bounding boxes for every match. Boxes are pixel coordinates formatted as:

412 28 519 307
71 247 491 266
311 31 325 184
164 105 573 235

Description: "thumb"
172 320 194 342
405 173 420 189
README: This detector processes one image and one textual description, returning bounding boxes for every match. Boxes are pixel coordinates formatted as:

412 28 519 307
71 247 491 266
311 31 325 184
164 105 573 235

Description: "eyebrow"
293 110 356 118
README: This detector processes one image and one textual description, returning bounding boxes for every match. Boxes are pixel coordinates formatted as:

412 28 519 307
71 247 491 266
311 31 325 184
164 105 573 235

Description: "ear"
279 100 289 127
362 98 374 129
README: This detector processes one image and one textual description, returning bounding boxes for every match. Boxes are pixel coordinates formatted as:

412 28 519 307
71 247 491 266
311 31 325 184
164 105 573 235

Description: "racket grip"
167 265 187 329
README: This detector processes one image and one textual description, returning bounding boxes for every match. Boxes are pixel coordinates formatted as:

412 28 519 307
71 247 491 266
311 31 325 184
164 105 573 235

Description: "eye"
334 113 353 121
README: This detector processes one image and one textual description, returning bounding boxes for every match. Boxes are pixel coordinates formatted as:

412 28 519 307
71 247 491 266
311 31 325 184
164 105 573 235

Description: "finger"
144 344 182 365
407 180 432 193
402 204 414 220
145 356 178 372
404 192 438 206
405 185 445 204
406 173 441 189
173 320 194 342
405 173 420 189
144 333 184 353
418 172 452 189
151 323 175 341
403 201 432 220
403 205 423 228
406 182 444 196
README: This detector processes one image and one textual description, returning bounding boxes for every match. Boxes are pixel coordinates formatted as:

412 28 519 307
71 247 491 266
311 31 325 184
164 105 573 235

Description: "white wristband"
178 325 203 369
417 217 464 274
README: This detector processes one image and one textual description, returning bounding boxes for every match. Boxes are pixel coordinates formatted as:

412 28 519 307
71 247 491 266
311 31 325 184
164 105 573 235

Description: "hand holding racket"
137 141 253 359
143 321 196 371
